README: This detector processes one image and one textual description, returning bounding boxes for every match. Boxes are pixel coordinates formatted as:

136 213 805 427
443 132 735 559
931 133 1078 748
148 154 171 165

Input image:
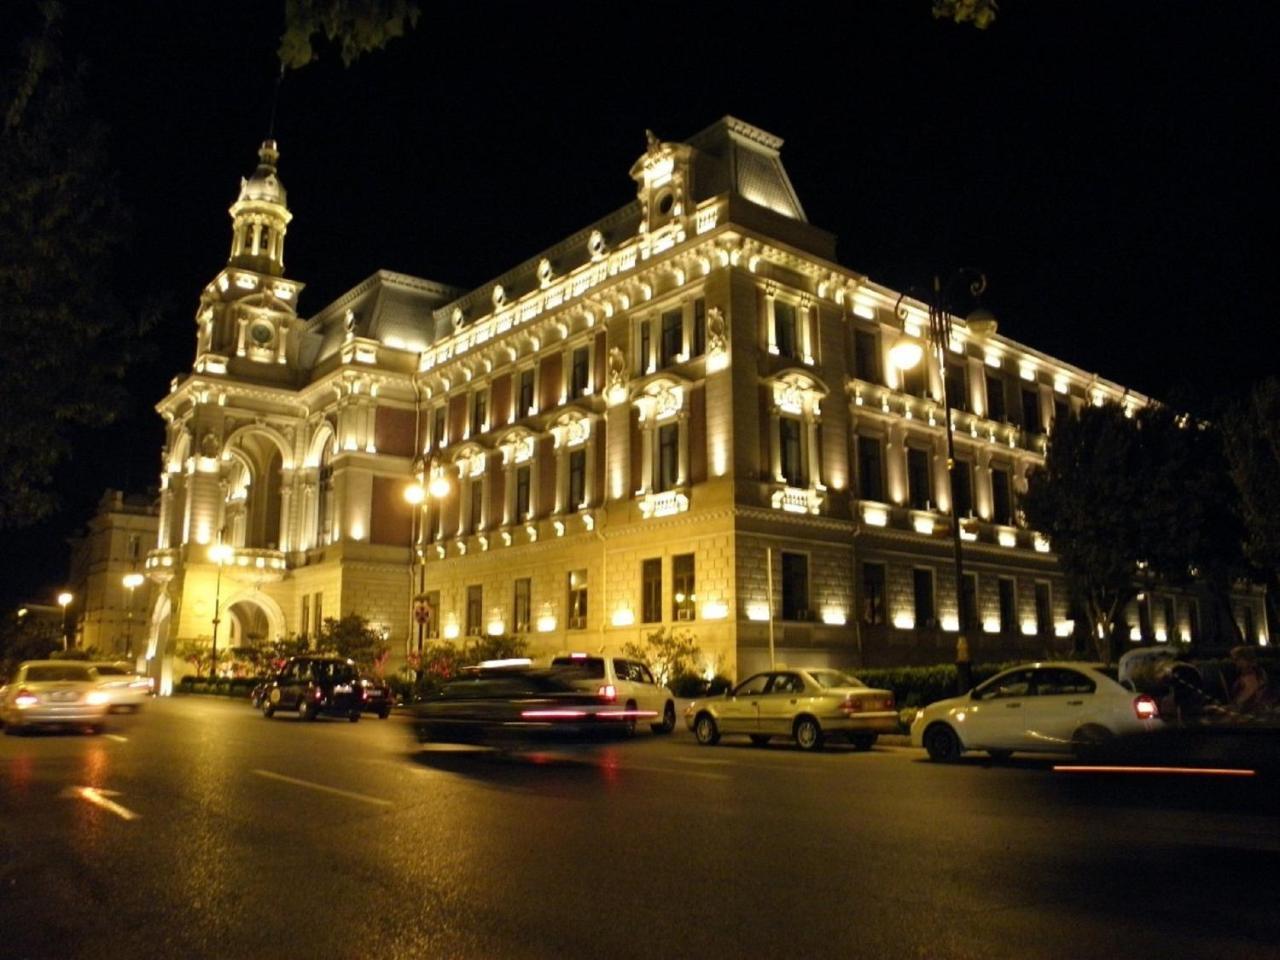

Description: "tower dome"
237 139 287 206
228 139 293 276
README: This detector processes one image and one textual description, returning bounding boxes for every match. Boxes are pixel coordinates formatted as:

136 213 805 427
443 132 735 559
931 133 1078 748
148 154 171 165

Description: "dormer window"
774 301 798 358
660 308 683 366
570 346 590 399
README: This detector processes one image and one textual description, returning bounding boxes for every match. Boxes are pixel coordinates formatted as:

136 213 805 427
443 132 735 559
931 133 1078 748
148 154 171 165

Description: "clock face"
250 322 274 346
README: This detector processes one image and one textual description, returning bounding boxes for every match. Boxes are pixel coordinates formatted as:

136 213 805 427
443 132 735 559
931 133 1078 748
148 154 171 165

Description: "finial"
645 129 661 152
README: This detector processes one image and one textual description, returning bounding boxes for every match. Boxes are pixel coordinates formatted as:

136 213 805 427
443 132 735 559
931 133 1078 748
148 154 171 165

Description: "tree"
0 2 148 527
622 627 702 689
932 0 999 30
1223 378 1280 629
0 610 60 680
315 613 389 669
176 639 225 678
1023 403 1149 661
280 0 421 69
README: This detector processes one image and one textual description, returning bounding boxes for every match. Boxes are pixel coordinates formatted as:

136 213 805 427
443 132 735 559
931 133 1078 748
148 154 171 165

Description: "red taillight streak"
14 689 38 707
1133 695 1159 720
1054 765 1256 777
597 710 658 719
521 709 588 719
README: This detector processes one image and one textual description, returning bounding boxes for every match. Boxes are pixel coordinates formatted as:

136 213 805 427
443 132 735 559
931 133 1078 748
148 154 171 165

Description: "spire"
228 139 292 277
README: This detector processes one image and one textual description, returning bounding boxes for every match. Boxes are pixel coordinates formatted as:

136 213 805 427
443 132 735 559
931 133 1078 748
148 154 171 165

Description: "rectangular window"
854 330 881 384
1242 604 1256 642
567 570 588 630
513 578 531 634
907 447 932 511
519 368 535 416
998 578 1016 634
945 361 969 412
127 535 141 561
861 562 886 625
515 464 531 519
313 592 323 636
570 346 590 399
1188 598 1201 642
641 558 662 624
300 595 310 642
774 301 798 358
1035 582 1052 636
672 553 695 621
1021 387 1041 433
432 406 446 448
961 573 978 631
991 467 1013 525
469 478 483 531
638 320 652 374
779 417 806 487
913 568 936 629
466 585 483 637
567 449 586 513
780 552 809 621
857 435 884 502
1138 594 1153 641
660 308 683 366
657 422 679 491
425 590 439 639
902 361 927 399
986 373 1006 421
1163 596 1176 640
471 391 487 436
951 460 973 518
1053 397 1070 429
692 298 706 357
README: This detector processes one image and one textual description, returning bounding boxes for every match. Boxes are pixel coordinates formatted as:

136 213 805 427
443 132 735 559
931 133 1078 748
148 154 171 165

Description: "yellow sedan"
684 668 897 751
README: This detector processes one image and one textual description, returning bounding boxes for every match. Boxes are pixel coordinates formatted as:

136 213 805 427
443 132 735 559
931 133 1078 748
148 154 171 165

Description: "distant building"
67 489 158 659
142 119 1268 690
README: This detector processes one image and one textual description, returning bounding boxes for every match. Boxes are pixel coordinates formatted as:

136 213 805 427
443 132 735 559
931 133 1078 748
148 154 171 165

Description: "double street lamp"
891 270 995 691
208 542 235 679
121 572 145 659
404 464 452 659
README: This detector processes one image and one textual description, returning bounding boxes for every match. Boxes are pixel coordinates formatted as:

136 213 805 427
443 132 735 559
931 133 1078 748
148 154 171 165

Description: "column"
676 415 689 487
769 410 783 481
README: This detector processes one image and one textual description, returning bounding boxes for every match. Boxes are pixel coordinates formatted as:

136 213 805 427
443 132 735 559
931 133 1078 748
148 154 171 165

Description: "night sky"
4 1 1275 609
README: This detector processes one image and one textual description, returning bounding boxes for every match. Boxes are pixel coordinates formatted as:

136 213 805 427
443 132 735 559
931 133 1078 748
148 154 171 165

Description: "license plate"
52 691 78 702
334 684 352 694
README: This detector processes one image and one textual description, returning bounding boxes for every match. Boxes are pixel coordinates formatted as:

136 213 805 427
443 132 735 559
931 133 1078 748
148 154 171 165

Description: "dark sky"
4 1 1276 608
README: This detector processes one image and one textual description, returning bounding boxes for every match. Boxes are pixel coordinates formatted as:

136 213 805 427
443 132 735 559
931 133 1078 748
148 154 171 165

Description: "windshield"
310 661 357 682
806 669 865 689
550 656 605 679
94 665 130 677
24 665 94 683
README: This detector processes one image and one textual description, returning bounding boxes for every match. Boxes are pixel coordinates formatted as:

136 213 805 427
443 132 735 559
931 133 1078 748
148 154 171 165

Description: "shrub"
622 627 703 688
855 662 1019 709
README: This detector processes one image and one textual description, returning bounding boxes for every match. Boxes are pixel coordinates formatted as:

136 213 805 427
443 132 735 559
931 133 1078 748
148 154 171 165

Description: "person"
1229 646 1273 714
954 636 972 696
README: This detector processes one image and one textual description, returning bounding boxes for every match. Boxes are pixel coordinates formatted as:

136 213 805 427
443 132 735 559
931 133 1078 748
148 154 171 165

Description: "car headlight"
87 691 110 706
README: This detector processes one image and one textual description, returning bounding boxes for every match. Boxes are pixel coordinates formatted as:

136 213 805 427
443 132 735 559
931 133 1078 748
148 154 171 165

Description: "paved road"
2 697 1277 959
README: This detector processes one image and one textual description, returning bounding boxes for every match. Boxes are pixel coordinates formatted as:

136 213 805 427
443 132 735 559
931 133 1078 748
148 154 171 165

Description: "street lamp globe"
122 572 145 590
57 591 73 608
209 543 234 564
428 474 452 500
403 482 426 505
888 337 924 371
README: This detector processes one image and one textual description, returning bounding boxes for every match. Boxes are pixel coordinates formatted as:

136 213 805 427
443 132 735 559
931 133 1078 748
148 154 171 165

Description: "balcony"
770 485 823 515
639 488 689 519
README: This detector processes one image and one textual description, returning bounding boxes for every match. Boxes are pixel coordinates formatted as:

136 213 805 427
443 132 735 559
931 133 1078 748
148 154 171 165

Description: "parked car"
684 668 897 751
259 656 365 722
911 661 1162 762
1 661 111 734
360 677 394 719
91 663 153 711
549 653 676 735
415 666 654 745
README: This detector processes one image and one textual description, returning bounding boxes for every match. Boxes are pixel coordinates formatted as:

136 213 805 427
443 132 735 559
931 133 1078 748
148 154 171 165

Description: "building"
141 117 1268 690
67 489 158 658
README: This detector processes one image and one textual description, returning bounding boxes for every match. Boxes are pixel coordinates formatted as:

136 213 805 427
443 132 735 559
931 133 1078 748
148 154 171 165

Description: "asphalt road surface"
2 697 1277 960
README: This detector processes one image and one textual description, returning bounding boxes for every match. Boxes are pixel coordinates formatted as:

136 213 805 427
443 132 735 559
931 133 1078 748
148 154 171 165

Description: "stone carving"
343 308 357 333
200 431 220 458
607 347 627 391
536 257 554 288
451 306 465 330
491 284 506 309
587 229 607 261
706 306 728 354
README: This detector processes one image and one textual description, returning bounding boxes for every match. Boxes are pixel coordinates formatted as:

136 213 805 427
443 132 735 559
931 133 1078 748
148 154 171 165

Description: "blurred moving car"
684 668 897 751
1 661 111 734
911 661 1162 762
91 662 153 711
359 677 394 719
549 653 676 735
259 656 365 722
415 666 656 745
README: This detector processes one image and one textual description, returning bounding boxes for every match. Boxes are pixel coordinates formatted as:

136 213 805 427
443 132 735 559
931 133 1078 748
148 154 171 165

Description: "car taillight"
14 689 37 708
597 684 617 703
1133 695 1160 720
840 696 862 715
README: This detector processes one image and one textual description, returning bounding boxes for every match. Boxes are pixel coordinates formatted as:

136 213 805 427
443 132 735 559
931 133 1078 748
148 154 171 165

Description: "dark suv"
260 656 365 722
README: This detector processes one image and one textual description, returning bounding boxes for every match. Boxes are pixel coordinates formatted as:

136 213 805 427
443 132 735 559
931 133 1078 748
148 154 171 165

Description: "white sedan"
911 662 1161 761
1 661 111 734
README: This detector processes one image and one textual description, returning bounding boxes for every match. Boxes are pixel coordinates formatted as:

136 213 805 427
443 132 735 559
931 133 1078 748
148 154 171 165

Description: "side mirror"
969 689 982 701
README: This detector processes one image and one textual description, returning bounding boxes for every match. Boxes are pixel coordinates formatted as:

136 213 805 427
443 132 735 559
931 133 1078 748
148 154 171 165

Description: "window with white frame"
632 378 689 517
567 570 588 630
767 372 826 513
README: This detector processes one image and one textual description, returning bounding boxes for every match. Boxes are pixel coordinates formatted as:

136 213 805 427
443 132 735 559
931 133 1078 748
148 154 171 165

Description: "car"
684 668 897 751
91 662 153 711
549 653 677 735
359 677 394 719
1 661 111 734
259 656 366 722
910 661 1162 762
415 666 655 745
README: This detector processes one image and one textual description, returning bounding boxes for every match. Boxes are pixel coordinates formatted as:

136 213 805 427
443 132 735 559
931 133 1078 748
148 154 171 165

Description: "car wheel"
378 706 391 720
794 717 824 752
850 733 877 751
1071 724 1112 761
924 723 962 762
622 700 638 738
694 713 720 746
749 734 771 747
298 699 316 722
987 749 1013 762
262 701 275 718
348 711 361 723
4 722 21 736
651 701 676 735
89 724 106 736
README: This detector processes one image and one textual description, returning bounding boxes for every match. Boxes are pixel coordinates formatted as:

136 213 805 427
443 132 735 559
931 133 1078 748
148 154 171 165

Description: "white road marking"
103 734 128 743
619 763 730 781
252 769 393 807
674 757 732 766
62 786 140 821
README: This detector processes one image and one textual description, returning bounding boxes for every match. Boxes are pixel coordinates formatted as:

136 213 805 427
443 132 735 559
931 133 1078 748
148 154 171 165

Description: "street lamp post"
208 543 234 679
122 572 145 659
892 270 994 693
57 591 73 651
404 464 453 662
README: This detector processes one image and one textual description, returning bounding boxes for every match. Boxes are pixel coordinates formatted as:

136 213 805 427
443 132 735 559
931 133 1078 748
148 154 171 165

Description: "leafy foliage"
315 613 389 670
622 626 702 688
176 639 225 678
409 634 529 697
280 0 421 69
0 610 61 681
932 0 998 29
0 2 149 527
1223 378 1280 624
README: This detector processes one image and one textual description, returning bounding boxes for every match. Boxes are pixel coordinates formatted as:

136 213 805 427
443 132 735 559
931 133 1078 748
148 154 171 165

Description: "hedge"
176 676 263 698
854 662 1021 710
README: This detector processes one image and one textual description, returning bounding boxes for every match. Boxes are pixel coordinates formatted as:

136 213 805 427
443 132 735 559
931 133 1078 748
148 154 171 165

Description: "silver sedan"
1 661 111 734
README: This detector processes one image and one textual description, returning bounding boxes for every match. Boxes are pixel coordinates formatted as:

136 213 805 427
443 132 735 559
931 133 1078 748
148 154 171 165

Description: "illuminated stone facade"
144 119 1269 688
